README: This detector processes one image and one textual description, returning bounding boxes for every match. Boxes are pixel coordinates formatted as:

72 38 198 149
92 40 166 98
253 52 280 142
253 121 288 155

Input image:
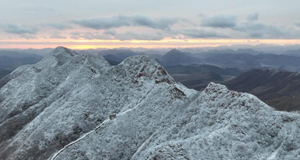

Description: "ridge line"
50 85 156 160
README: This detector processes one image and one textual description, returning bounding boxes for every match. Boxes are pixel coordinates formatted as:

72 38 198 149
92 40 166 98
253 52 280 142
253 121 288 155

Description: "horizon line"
1 38 300 49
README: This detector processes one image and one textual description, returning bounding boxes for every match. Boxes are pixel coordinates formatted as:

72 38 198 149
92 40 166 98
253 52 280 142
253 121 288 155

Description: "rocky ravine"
1 47 300 160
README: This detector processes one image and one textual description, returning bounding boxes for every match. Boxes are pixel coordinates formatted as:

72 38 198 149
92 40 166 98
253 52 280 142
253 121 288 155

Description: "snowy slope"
0 46 191 160
1 47 300 160
53 83 300 160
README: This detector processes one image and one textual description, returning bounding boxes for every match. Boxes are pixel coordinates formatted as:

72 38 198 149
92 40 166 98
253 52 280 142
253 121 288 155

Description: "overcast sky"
1 0 300 49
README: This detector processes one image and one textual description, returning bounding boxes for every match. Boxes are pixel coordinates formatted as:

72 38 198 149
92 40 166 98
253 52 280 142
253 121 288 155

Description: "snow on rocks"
54 83 300 160
0 47 188 160
1 47 300 160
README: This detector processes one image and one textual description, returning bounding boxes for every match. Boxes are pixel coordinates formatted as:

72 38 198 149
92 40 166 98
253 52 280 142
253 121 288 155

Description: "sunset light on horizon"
1 38 300 49
1 0 300 50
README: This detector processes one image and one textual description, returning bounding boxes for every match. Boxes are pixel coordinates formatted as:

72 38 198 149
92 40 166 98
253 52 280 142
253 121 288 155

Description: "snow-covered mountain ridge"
1 47 300 160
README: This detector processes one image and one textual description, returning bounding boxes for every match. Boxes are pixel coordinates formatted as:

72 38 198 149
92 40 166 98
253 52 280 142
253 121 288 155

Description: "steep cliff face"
1 47 300 160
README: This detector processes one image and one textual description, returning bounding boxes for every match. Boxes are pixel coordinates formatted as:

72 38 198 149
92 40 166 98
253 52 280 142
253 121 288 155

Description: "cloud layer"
181 29 228 38
72 16 130 30
114 32 164 40
72 15 178 30
234 22 283 38
48 23 72 30
2 24 37 34
247 13 259 21
1 12 300 41
201 15 237 28
49 32 67 39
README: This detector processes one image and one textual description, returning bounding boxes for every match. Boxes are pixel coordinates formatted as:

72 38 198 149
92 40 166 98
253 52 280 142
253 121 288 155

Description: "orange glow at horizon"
1 38 300 49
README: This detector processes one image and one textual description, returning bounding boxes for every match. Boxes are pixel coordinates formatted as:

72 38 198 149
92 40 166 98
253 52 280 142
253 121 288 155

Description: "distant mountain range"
224 68 300 111
0 69 11 79
159 49 201 66
5 48 54 56
2 47 300 72
205 53 261 69
0 55 42 70
99 49 161 65
0 50 43 75
0 50 38 58
283 49 300 57
165 64 242 90
0 51 40 78
163 49 300 71
255 54 300 71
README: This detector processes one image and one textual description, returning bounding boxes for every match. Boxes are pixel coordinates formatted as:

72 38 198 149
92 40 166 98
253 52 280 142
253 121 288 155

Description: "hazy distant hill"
0 50 30 58
236 48 262 55
256 54 300 71
5 48 54 56
103 54 123 65
283 49 300 57
100 49 162 65
199 48 263 56
99 49 138 58
97 48 300 72
165 64 241 76
224 68 300 111
198 51 300 71
205 53 262 69
0 50 43 78
165 64 242 90
0 50 42 70
0 55 42 70
0 68 11 79
160 49 201 66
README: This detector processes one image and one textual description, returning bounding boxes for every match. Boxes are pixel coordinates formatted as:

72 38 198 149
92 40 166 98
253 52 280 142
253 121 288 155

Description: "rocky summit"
1 47 300 160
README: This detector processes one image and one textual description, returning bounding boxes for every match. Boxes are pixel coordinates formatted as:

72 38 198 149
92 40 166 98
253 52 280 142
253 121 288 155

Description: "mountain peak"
121 54 164 72
40 46 80 66
204 82 228 94
121 55 154 65
161 49 200 66
119 55 174 84
51 46 78 57
166 48 183 55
